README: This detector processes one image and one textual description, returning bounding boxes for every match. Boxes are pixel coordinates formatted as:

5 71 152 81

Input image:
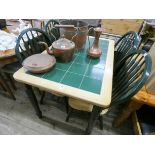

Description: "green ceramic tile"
80 77 102 94
74 55 90 65
100 40 109 47
56 62 72 71
26 38 109 95
100 51 108 59
44 68 65 82
90 57 105 69
61 72 83 88
68 63 88 75
77 50 88 57
85 38 94 48
86 66 104 81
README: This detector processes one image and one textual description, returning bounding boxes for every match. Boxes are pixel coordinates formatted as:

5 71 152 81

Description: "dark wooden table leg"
40 91 45 104
64 96 69 114
25 84 42 118
85 105 102 134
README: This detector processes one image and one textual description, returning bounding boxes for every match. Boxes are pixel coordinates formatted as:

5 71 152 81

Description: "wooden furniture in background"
113 86 155 129
0 49 17 68
102 19 143 35
0 48 17 99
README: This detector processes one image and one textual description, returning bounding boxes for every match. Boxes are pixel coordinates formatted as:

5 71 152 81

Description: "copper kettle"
38 30 77 63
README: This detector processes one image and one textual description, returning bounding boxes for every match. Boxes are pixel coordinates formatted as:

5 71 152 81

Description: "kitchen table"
13 36 114 134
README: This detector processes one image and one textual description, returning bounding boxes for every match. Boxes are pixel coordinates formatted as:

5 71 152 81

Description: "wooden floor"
0 81 134 135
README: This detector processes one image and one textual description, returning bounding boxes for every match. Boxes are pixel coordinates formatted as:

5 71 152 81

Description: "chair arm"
132 90 155 107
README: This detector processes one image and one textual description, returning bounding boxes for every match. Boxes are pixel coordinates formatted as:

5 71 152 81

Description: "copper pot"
57 20 89 49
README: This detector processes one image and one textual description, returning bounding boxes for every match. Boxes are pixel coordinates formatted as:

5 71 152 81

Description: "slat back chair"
114 31 140 73
45 20 60 43
15 27 67 105
65 50 152 134
112 50 152 106
15 28 51 64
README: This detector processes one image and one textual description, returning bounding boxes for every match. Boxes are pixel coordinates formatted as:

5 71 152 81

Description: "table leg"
40 91 45 104
25 84 42 118
64 96 69 113
85 105 102 134
113 100 143 127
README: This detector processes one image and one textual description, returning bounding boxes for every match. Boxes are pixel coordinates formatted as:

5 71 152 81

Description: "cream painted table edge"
13 38 115 108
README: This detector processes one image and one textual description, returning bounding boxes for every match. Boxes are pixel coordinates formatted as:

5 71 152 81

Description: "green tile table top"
27 37 109 94
14 37 115 107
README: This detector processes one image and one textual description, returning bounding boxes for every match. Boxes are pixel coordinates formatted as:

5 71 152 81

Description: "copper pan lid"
22 54 56 73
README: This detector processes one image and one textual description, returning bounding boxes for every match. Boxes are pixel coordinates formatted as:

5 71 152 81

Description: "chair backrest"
15 28 51 64
45 19 60 42
114 31 140 69
112 50 152 105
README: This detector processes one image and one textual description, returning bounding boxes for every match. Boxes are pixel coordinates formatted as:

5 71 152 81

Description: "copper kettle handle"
38 41 53 55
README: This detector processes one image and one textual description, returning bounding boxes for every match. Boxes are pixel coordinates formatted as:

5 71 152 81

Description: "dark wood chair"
45 19 60 43
1 28 51 100
14 27 68 108
114 31 140 75
15 28 51 62
66 50 152 133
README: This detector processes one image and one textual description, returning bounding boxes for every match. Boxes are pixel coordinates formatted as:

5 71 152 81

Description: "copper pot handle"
55 24 78 42
71 27 78 41
47 24 75 41
54 24 75 28
55 24 78 41
38 41 53 55
55 24 78 46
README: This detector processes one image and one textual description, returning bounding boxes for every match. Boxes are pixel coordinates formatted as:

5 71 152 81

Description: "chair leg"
65 106 73 122
25 84 42 118
0 73 16 100
5 73 17 90
0 80 7 91
40 91 45 104
34 87 42 95
85 106 102 134
98 116 103 130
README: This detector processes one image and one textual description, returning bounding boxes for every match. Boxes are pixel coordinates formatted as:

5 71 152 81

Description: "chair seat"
68 98 108 115
2 61 21 74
